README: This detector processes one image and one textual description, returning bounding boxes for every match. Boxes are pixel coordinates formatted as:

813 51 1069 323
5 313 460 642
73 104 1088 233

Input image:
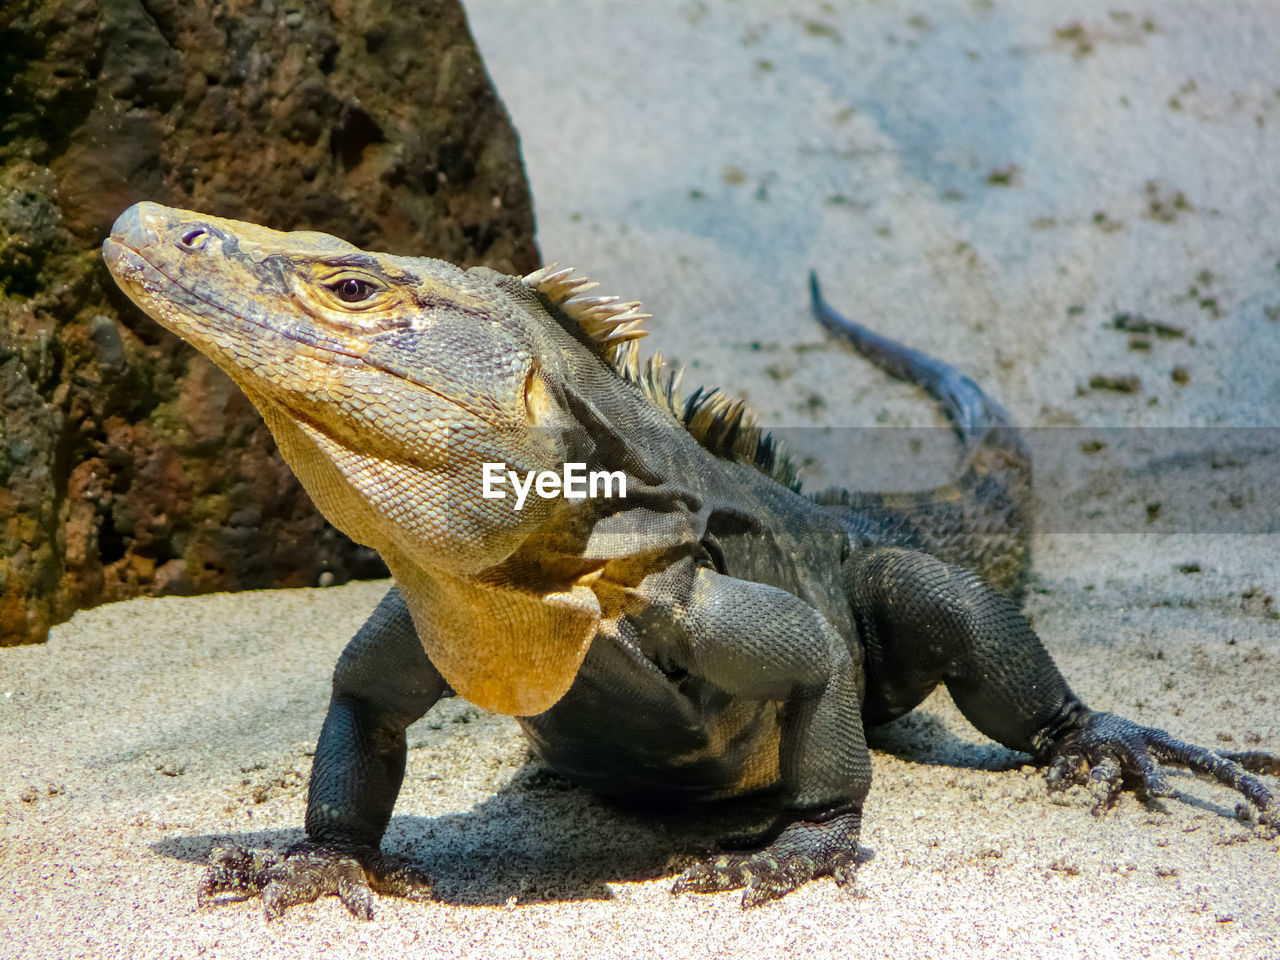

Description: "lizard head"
103 201 587 575
101 202 787 715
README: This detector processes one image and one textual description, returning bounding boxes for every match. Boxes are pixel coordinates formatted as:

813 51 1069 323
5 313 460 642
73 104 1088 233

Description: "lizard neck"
386 548 602 716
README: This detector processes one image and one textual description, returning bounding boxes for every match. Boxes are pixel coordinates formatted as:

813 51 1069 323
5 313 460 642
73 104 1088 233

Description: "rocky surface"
0 0 538 643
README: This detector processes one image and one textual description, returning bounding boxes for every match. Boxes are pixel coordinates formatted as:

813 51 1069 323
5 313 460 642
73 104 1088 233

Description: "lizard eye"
328 277 379 303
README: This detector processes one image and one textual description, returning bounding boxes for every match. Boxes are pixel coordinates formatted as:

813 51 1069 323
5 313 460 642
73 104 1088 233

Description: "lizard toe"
1045 751 1087 792
366 854 434 902
739 857 812 909
1086 752 1124 815
672 808 862 907
671 854 752 895
197 844 282 907
1221 752 1280 777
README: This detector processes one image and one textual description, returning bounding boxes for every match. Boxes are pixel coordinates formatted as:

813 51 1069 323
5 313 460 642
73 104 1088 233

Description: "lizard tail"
807 272 1032 601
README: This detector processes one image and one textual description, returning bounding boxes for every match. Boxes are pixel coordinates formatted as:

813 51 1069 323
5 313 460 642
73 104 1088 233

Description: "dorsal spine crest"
522 264 800 491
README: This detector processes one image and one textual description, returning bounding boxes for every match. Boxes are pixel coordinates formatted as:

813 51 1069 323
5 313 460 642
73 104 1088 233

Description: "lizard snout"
107 201 163 251
108 201 220 258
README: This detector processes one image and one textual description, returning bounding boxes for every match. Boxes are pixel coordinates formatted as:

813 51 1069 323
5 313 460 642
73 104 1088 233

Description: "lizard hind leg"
671 807 863 908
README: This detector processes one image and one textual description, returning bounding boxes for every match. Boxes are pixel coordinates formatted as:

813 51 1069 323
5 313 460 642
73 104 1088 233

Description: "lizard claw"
1045 710 1277 824
671 809 861 908
197 840 432 920
1086 751 1125 813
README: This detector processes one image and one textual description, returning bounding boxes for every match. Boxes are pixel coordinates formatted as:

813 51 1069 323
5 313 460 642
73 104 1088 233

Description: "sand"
3 2 1278 957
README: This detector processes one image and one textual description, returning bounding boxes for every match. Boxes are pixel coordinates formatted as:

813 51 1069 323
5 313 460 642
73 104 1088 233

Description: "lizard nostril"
179 227 209 251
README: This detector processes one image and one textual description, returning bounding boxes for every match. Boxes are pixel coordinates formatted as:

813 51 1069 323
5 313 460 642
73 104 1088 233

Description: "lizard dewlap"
102 202 1277 918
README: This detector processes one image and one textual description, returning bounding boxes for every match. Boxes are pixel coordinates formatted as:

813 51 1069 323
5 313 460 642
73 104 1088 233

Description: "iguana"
102 201 1278 919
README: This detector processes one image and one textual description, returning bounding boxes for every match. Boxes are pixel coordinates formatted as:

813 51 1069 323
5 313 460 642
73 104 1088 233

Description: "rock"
0 0 538 643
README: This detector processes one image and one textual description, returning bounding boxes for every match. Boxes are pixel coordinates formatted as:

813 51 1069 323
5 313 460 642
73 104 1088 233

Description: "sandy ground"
3 1 1279 957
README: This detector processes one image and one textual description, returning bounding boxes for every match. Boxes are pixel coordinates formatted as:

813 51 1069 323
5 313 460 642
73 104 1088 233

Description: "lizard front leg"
198 587 447 919
849 547 1277 826
665 567 871 907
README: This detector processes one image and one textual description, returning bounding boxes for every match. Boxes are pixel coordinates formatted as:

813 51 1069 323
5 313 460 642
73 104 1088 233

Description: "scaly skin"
102 202 1277 918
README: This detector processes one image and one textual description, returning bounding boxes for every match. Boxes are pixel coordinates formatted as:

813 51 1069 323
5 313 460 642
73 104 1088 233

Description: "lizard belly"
517 634 782 805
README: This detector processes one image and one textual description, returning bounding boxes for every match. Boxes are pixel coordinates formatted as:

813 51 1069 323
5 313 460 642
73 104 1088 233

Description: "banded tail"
808 272 1032 600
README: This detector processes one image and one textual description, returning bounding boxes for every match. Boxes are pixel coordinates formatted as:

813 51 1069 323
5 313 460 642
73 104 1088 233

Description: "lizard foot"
1045 710 1278 826
197 839 432 920
671 808 861 908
